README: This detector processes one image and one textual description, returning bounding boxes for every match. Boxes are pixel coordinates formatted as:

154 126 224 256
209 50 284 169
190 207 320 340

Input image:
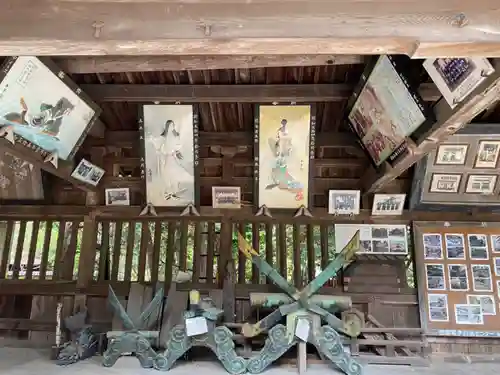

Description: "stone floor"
1 348 500 375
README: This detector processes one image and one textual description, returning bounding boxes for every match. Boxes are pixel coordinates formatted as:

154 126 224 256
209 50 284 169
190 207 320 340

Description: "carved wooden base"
246 324 362 375
102 333 158 368
154 325 246 374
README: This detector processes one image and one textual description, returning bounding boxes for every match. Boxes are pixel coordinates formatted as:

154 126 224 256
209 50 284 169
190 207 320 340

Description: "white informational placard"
295 318 310 342
185 316 208 337
334 224 408 254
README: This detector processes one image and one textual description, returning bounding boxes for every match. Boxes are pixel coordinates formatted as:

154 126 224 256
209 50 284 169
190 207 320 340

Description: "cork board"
414 221 500 337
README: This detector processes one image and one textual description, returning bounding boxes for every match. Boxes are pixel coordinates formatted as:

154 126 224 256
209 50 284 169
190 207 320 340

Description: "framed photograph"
255 105 314 209
429 173 461 193
448 264 469 291
371 193 405 216
426 264 446 291
105 188 130 206
474 141 500 169
428 294 449 322
445 233 465 260
346 55 433 167
212 186 241 209
423 58 494 109
467 295 496 316
497 280 500 298
468 234 489 260
495 257 500 276
334 224 407 255
423 233 443 260
454 304 483 325
472 264 493 292
491 235 500 252
328 190 360 215
0 56 101 160
435 144 469 165
465 175 497 195
140 104 199 208
70 159 104 186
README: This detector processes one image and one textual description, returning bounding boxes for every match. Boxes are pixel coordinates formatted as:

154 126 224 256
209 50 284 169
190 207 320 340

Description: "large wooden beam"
56 55 366 74
1 1 499 57
80 83 440 103
363 59 500 194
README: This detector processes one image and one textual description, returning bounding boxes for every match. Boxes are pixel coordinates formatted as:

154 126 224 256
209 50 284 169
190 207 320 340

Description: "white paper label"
295 318 310 342
185 316 208 337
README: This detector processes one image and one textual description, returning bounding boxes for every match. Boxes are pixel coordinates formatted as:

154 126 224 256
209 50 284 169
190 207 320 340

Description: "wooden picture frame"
464 174 497 195
212 186 241 209
0 56 101 160
328 190 360 215
434 144 469 165
371 193 405 216
139 104 200 208
423 58 495 109
346 55 434 168
429 173 462 193
105 188 131 206
254 104 315 210
71 158 105 186
474 140 500 169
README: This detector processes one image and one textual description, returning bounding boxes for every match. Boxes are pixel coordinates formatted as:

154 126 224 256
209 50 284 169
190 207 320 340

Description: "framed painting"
254 104 315 209
346 55 434 168
423 58 495 109
0 56 101 160
140 104 200 208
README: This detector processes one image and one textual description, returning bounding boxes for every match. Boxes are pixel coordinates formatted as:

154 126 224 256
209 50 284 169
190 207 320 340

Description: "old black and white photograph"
445 233 465 260
70 158 105 187
372 227 388 238
429 174 462 193
426 264 446 291
360 240 373 252
475 141 500 169
465 175 497 195
389 239 406 253
468 234 488 248
105 188 130 206
468 295 496 316
448 264 469 291
389 227 405 237
428 294 449 322
435 144 468 165
495 257 500 276
371 194 405 216
491 235 500 253
455 304 483 325
472 264 493 292
424 233 443 260
328 190 360 215
373 240 390 253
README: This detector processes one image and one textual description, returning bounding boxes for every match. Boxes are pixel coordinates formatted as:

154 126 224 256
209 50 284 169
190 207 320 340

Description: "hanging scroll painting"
255 105 314 209
141 104 199 207
0 56 100 160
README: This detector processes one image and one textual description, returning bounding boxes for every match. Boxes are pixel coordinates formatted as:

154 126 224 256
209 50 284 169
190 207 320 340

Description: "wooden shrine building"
0 0 500 369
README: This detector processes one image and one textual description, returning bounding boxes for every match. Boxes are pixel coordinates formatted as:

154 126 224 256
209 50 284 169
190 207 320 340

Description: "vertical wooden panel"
25 220 40 280
12 221 26 280
39 221 53 280
218 220 233 286
98 221 110 281
151 221 162 285
238 222 246 284
62 221 79 280
138 222 148 283
252 223 260 284
206 222 215 284
124 221 136 281
164 222 176 288
53 220 67 279
320 224 329 269
179 221 188 271
192 222 202 283
265 223 273 284
307 224 315 283
278 224 287 277
293 224 301 287
76 216 98 289
111 221 123 281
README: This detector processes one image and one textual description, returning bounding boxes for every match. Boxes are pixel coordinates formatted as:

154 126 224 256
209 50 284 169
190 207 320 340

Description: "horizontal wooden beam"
81 83 440 103
56 55 366 74
1 1 500 57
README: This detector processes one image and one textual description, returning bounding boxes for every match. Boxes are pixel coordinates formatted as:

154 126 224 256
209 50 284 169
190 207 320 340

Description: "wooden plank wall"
0 215 419 345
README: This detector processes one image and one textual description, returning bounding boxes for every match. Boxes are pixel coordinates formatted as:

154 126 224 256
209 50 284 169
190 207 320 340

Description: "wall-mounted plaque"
410 124 500 212
0 56 101 160
335 224 408 255
212 186 241 209
346 55 434 168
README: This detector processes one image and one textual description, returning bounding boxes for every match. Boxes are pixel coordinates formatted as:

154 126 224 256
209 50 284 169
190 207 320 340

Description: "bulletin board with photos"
413 221 500 337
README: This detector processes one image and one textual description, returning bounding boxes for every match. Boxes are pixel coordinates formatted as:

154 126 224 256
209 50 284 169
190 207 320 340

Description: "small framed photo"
423 58 494 109
429 173 461 193
445 233 465 260
371 194 405 216
423 233 443 260
70 158 105 186
105 188 130 206
474 141 500 169
428 294 449 322
448 264 469 291
465 175 497 194
212 186 241 209
435 144 468 165
455 304 483 325
468 234 489 260
328 190 360 215
495 257 500 276
491 235 500 252
426 264 446 291
467 295 496 316
472 264 493 292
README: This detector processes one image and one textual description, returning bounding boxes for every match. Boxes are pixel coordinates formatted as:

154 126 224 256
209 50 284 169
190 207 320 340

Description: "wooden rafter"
55 55 366 74
363 59 500 194
80 83 440 103
1 1 500 57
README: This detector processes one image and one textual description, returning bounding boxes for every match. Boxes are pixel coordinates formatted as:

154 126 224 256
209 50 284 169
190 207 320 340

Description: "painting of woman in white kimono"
143 105 195 207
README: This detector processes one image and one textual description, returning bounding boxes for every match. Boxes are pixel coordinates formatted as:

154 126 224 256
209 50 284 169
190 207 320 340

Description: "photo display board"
414 221 500 337
335 224 408 254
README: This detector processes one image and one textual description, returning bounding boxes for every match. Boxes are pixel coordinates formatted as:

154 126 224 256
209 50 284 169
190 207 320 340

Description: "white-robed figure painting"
0 57 98 160
142 104 195 207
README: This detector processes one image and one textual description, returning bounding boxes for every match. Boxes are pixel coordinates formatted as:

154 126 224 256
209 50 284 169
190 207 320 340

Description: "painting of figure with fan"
143 105 195 207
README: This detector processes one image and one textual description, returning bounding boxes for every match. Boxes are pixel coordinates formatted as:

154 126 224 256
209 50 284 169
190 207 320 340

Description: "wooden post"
219 218 235 323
